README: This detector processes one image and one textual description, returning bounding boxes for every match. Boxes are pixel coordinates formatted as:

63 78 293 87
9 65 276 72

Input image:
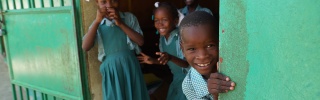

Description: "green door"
1 0 88 100
219 0 320 99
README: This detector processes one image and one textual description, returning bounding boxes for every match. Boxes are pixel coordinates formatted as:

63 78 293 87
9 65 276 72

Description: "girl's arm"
138 52 161 65
82 10 105 51
82 20 100 51
107 8 144 46
156 52 189 68
117 23 144 46
168 55 189 68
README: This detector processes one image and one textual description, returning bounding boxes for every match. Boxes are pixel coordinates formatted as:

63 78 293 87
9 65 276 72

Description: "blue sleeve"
202 8 213 15
159 38 163 52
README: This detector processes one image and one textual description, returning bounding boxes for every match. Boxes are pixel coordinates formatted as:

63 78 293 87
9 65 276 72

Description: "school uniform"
85 12 149 100
159 28 188 100
182 67 215 100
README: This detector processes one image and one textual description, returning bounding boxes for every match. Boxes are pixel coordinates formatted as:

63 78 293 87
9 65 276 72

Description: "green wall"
219 0 320 99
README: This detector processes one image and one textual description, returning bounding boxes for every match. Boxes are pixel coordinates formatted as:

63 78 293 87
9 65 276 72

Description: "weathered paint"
219 0 249 99
220 0 320 99
1 0 89 99
4 7 83 99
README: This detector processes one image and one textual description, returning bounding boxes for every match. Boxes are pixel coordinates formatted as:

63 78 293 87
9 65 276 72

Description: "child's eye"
163 19 168 22
207 44 216 48
154 20 159 23
187 48 195 51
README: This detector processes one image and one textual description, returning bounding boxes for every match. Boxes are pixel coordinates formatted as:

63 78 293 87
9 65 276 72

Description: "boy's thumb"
216 62 219 70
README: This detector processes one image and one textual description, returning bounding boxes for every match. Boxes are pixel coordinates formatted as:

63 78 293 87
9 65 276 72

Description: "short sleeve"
202 8 213 15
159 38 163 52
176 37 184 59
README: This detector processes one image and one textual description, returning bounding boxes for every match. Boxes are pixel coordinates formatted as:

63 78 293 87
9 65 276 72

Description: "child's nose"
157 20 164 26
196 49 209 59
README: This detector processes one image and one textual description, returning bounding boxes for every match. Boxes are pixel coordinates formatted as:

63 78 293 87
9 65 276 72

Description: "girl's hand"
207 62 236 96
137 52 154 64
156 52 171 65
96 9 105 23
106 7 123 26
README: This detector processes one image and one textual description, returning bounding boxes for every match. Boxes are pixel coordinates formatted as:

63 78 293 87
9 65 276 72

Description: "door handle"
0 17 5 36
0 29 5 36
0 10 6 37
0 29 2 36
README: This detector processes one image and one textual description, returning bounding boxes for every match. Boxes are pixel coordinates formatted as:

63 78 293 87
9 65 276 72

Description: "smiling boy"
180 11 235 100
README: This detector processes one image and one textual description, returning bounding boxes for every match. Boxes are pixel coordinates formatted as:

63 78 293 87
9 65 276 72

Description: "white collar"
161 28 179 45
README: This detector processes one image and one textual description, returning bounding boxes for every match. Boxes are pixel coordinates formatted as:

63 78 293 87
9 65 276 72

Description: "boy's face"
154 8 178 37
96 0 119 13
181 24 218 78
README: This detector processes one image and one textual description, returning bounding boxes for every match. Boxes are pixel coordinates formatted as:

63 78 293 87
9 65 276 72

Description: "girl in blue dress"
138 2 189 100
82 0 149 100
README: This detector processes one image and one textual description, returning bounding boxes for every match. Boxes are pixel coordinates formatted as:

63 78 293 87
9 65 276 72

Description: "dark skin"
137 7 189 68
82 0 144 51
184 0 199 13
181 24 235 99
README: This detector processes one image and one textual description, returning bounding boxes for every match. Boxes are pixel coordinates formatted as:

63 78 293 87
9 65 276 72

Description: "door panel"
2 0 85 100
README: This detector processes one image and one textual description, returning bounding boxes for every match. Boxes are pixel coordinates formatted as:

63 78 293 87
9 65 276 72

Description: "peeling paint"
219 0 249 99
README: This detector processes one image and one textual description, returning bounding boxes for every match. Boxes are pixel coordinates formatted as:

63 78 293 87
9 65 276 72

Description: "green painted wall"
219 0 320 99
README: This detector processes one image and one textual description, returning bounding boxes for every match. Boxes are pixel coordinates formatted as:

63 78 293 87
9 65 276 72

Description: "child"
82 0 149 100
138 2 189 100
179 0 212 16
179 11 235 100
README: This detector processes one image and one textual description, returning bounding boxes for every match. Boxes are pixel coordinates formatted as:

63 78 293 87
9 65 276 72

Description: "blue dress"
159 29 187 100
98 15 149 100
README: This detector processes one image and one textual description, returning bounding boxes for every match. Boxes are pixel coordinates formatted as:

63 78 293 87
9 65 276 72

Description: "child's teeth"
197 63 210 67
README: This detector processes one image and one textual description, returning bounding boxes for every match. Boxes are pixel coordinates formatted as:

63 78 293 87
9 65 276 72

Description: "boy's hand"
137 52 154 64
207 73 235 94
207 62 236 95
95 9 105 23
156 52 171 65
106 8 123 26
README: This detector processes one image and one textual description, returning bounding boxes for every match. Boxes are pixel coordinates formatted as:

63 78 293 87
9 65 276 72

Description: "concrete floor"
0 55 13 100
